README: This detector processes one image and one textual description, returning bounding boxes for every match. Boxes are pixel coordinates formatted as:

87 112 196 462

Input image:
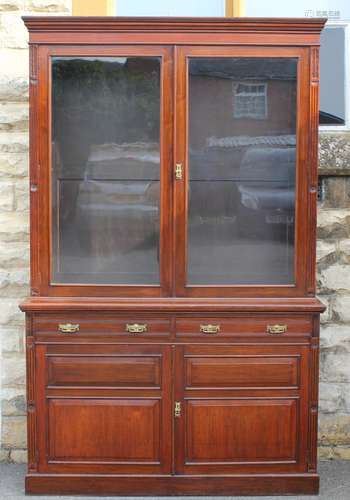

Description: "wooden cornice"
22 16 327 34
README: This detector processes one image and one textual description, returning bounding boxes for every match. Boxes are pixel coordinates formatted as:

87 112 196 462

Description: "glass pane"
52 57 161 284
187 57 297 285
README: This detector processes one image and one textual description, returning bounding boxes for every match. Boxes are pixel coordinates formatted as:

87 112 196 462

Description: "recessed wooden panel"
186 399 297 462
176 316 312 338
48 399 160 461
185 356 299 389
47 356 161 388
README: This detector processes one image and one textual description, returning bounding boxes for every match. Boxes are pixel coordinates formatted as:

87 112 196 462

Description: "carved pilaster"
308 336 319 472
307 46 320 294
29 44 41 296
26 334 37 472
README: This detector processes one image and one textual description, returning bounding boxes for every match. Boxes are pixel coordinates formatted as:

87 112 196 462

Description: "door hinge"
175 163 183 180
174 401 181 417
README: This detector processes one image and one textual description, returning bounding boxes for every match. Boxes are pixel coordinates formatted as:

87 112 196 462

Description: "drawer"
33 314 171 338
176 315 312 339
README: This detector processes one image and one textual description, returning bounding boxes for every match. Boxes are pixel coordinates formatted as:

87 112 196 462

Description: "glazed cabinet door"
35 45 173 297
174 344 309 474
34 344 172 474
174 46 311 297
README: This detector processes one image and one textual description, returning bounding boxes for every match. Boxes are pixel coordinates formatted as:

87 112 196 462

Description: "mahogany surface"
21 16 325 496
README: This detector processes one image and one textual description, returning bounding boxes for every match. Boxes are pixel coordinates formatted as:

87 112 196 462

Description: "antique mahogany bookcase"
21 17 326 496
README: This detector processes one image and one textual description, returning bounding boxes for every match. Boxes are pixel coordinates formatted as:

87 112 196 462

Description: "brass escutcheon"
58 323 80 334
126 323 148 334
200 324 221 334
266 324 288 334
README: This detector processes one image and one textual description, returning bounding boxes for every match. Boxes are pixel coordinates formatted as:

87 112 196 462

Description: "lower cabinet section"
174 344 309 474
28 335 318 495
36 344 172 474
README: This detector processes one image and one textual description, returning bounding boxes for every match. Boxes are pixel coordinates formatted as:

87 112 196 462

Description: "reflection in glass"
188 58 297 285
52 57 161 284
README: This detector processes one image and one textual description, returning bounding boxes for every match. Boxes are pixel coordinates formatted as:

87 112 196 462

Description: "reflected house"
188 58 297 240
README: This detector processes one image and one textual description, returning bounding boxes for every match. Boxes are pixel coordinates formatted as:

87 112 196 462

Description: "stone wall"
0 4 350 463
0 0 71 463
318 134 350 459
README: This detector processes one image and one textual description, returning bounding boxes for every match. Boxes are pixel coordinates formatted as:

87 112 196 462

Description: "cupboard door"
35 344 172 474
40 46 173 297
174 344 309 474
174 46 310 297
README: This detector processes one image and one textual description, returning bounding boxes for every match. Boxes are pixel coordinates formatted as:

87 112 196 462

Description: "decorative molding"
310 47 320 83
19 297 326 313
29 43 38 84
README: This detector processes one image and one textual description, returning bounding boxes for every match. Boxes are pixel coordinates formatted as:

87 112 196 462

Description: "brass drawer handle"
58 323 80 334
200 324 220 334
126 323 148 334
267 324 288 335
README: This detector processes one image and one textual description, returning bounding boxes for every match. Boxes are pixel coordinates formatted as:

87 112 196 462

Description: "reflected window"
233 82 268 119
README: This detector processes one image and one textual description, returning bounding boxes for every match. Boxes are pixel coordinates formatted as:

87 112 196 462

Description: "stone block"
0 12 28 49
319 382 343 414
317 209 350 240
10 449 27 463
319 177 350 209
0 242 30 268
339 238 350 257
2 393 26 416
0 102 28 131
0 298 25 325
1 354 26 386
0 181 14 210
319 414 350 446
319 263 350 292
14 179 29 211
0 132 28 153
0 1 23 11
316 240 337 261
24 0 70 12
0 448 10 462
0 268 29 296
0 326 22 352
318 295 333 324
319 132 350 175
0 212 29 242
320 351 350 383
320 324 350 352
0 153 28 178
0 50 29 101
332 295 350 323
1 416 27 449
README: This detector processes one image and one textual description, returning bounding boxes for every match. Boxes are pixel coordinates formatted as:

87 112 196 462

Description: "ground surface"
0 462 349 499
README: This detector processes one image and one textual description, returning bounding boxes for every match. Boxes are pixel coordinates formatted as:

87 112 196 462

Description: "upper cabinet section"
23 18 325 298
